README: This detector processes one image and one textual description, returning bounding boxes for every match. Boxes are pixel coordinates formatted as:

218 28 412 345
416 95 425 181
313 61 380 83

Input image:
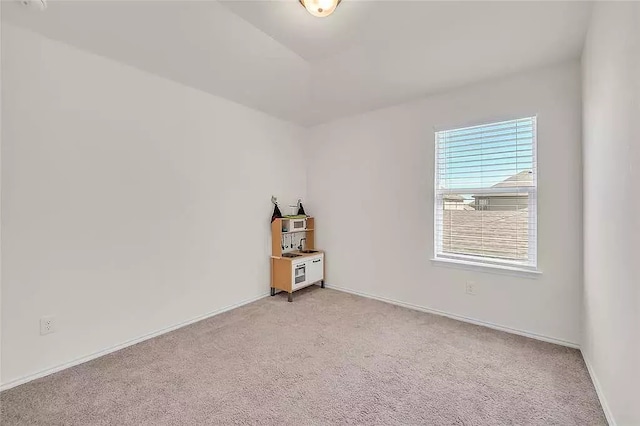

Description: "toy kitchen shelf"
271 216 324 302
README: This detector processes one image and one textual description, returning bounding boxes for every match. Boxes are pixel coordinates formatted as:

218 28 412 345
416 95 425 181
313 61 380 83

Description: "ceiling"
2 1 593 126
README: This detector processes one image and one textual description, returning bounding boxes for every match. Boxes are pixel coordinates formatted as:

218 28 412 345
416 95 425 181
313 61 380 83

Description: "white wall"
0 24 307 386
581 2 640 425
0 5 3 386
308 62 583 345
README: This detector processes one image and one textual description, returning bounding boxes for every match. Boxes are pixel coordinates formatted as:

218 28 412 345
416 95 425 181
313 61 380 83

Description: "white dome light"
299 0 341 18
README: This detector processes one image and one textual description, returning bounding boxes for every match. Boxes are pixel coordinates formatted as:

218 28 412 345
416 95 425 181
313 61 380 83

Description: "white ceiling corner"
2 0 593 126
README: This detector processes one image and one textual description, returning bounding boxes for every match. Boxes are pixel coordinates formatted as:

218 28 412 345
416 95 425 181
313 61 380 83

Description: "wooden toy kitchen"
270 214 324 302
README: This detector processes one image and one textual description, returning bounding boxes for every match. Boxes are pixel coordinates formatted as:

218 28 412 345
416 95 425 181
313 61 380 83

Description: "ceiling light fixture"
299 0 341 18
17 0 47 11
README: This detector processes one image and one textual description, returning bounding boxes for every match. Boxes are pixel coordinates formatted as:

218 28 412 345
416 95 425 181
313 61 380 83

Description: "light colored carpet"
1 287 605 425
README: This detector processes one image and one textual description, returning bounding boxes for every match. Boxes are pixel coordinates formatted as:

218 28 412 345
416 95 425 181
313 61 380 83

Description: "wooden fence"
441 209 529 260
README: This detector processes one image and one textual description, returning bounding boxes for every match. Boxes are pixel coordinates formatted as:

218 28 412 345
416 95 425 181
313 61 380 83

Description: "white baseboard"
0 292 270 392
582 352 615 426
326 284 580 349
4 285 609 422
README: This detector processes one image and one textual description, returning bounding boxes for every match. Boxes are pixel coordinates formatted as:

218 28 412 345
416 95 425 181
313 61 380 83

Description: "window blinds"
434 117 537 269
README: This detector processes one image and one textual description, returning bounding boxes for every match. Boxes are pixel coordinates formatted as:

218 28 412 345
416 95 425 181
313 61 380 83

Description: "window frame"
433 116 539 273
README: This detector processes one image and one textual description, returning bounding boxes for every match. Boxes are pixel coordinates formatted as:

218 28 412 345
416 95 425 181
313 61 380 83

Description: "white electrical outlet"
40 316 56 335
465 281 476 295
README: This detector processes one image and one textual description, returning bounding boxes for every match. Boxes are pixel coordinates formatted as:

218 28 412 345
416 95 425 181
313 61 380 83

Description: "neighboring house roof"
492 170 533 188
473 193 527 198
472 170 533 199
444 194 465 201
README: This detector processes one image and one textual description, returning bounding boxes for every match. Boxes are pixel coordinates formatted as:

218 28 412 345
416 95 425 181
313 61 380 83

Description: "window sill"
430 257 541 278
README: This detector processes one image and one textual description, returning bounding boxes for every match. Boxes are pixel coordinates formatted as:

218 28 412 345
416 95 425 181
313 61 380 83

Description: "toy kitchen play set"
270 198 324 302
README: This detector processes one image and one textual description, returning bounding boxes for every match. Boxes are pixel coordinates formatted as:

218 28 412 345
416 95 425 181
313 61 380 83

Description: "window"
434 117 537 271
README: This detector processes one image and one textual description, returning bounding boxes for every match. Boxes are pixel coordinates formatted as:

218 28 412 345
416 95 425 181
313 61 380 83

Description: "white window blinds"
434 117 537 270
